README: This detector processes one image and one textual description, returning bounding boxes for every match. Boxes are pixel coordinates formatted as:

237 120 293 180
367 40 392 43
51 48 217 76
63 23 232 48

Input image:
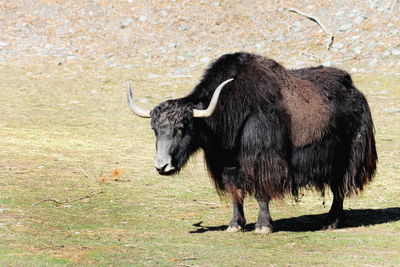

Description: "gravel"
0 0 399 74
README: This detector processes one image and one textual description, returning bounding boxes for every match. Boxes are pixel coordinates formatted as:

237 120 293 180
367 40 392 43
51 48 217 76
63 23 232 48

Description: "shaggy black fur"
148 52 377 230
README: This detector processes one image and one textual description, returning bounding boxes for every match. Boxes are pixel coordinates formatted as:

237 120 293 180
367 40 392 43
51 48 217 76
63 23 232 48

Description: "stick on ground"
32 190 103 207
287 7 334 50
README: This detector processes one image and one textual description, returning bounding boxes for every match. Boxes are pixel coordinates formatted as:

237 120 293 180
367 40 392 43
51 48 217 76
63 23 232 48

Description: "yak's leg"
324 188 345 229
226 198 246 232
255 198 273 234
222 166 246 232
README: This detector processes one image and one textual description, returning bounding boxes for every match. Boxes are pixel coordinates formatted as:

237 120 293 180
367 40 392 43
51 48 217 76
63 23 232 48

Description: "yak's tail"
340 104 378 198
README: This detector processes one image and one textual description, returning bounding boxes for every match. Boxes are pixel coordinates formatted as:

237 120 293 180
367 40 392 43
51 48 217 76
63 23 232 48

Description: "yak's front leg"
222 167 246 232
226 198 246 232
255 198 273 234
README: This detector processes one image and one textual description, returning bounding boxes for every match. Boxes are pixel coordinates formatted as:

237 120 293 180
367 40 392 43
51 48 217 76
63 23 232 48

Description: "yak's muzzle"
153 156 176 175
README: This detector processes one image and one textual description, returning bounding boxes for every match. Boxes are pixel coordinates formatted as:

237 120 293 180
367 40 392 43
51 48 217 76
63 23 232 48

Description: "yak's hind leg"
255 198 273 234
223 167 246 232
324 186 345 229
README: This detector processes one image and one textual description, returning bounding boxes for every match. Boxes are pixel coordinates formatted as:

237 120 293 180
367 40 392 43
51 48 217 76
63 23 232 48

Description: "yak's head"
127 79 233 175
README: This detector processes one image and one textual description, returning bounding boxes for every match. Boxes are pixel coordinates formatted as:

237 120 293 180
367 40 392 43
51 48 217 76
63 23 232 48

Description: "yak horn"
127 82 151 118
193 78 234 118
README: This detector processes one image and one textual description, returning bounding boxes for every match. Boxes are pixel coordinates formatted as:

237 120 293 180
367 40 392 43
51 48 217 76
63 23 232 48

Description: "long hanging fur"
181 52 377 201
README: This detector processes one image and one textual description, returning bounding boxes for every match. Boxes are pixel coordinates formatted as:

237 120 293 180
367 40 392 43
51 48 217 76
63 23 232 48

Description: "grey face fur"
150 100 194 175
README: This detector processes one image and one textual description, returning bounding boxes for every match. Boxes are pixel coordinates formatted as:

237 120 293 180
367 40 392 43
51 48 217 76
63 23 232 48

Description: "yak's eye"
176 128 184 136
172 128 181 137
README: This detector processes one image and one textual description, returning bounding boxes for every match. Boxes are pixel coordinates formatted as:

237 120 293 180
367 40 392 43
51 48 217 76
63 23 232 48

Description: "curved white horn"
127 82 151 118
193 78 234 118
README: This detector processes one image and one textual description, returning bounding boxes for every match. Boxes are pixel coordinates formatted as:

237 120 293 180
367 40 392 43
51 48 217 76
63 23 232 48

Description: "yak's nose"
155 163 168 173
153 157 175 174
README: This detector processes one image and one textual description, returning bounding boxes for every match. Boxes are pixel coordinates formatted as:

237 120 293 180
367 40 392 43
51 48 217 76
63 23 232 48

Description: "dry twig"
287 7 334 50
33 166 104 207
32 190 103 207
79 165 91 179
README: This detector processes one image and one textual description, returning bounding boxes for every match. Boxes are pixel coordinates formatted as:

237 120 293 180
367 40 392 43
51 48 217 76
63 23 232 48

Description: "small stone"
121 18 133 28
336 11 345 17
0 42 8 47
147 73 161 79
0 208 4 212
383 108 400 113
200 56 212 63
69 100 80 104
353 47 362 54
178 25 187 31
322 61 332 67
368 41 377 49
177 55 186 61
378 90 388 95
368 58 378 66
139 98 149 103
392 50 400 56
351 67 358 72
338 24 353 32
333 42 344 50
139 15 147 22
369 0 378 8
354 15 367 25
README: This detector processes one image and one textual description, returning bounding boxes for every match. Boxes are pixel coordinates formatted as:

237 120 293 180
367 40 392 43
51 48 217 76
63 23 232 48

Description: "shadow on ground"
189 207 400 233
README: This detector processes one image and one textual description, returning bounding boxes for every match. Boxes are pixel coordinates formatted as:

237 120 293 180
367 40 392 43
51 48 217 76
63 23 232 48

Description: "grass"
0 61 399 266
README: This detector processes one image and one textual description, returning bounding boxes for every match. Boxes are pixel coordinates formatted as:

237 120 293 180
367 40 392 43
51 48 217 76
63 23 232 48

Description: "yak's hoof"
254 226 272 234
322 219 340 230
322 214 345 230
226 225 242 233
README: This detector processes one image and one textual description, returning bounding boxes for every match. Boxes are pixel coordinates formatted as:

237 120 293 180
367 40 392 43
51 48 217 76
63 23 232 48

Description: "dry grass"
0 61 399 266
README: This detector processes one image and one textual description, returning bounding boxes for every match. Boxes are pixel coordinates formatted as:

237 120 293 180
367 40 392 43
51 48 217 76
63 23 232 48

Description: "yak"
127 52 377 234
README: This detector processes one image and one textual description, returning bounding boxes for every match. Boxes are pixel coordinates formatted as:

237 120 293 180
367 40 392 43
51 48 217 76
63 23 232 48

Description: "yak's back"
239 57 334 147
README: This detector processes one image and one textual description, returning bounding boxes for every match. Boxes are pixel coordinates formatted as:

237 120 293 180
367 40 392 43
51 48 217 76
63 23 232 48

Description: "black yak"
127 52 377 233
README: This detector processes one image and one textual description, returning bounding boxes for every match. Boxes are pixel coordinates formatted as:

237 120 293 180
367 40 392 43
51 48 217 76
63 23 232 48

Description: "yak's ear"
193 78 233 118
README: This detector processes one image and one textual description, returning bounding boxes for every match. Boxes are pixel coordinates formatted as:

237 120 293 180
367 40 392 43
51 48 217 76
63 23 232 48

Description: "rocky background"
0 0 399 75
